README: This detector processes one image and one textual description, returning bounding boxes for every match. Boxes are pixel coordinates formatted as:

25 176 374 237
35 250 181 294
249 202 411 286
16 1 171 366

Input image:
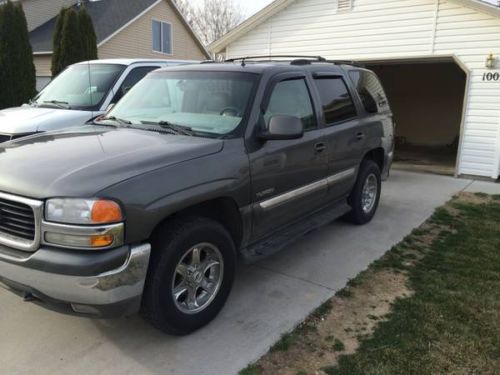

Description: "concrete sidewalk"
0 171 498 375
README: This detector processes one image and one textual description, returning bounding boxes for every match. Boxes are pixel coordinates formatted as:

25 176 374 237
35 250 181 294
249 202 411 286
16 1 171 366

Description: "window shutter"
338 0 353 12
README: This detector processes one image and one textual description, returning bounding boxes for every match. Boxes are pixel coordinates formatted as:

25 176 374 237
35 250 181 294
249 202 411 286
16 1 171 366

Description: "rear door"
312 74 365 201
248 74 329 240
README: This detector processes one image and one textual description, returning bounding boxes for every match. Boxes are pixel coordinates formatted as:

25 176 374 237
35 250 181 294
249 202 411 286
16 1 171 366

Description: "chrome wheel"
361 173 378 214
171 243 224 314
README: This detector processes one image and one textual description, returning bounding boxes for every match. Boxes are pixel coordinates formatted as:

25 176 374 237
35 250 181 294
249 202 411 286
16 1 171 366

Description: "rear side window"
349 70 389 113
314 77 357 124
264 78 317 131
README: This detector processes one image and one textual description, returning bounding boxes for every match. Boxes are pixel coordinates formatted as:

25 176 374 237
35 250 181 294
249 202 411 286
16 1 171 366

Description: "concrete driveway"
1 171 498 375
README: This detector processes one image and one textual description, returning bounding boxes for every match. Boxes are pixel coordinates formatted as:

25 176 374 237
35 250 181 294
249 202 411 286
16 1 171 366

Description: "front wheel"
345 160 381 225
142 217 236 335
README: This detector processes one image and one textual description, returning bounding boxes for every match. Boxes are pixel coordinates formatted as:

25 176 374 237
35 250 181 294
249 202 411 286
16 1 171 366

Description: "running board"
241 200 352 263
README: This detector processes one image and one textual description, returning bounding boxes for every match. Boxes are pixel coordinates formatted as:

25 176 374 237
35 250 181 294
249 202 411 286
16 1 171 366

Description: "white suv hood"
0 105 96 135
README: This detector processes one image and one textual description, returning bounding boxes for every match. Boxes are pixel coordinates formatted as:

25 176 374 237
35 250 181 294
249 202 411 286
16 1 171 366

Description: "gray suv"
0 57 394 335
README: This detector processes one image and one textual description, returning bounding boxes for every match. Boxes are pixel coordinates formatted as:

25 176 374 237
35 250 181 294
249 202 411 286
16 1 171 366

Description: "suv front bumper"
0 243 151 317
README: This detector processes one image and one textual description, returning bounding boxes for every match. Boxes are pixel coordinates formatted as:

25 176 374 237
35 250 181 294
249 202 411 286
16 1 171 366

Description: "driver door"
249 75 329 240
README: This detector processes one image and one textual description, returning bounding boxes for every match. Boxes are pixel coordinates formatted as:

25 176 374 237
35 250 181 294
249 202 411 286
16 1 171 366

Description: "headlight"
45 198 124 224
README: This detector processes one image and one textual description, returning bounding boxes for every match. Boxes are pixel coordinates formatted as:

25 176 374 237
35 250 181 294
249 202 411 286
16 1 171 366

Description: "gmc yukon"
0 57 394 335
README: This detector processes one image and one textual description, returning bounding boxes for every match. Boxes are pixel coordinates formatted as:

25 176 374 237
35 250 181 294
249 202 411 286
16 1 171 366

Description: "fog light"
45 232 114 248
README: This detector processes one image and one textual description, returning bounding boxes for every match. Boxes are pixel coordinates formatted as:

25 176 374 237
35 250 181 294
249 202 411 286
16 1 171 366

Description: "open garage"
366 59 467 175
210 0 500 180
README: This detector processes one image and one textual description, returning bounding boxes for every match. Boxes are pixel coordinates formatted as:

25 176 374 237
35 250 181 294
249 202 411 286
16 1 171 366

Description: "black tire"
345 160 381 225
142 217 236 335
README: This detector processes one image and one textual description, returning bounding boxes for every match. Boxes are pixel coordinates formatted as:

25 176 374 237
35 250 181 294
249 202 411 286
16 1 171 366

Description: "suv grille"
0 198 36 241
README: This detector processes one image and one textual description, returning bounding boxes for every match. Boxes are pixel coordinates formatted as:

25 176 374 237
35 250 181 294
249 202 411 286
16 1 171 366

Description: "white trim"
98 0 162 48
151 18 174 56
430 0 440 54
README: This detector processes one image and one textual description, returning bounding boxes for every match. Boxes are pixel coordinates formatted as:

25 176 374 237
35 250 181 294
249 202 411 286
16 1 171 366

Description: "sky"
190 0 275 17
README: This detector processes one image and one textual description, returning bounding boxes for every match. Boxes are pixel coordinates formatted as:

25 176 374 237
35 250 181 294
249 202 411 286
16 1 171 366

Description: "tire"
345 160 382 225
142 217 236 335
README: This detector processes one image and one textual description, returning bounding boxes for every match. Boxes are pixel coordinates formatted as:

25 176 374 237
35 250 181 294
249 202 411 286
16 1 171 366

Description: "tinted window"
349 70 389 113
112 66 160 103
264 79 316 131
314 77 357 124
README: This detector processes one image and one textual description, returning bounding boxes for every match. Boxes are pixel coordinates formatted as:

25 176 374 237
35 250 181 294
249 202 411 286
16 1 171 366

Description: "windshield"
34 64 126 110
104 71 257 136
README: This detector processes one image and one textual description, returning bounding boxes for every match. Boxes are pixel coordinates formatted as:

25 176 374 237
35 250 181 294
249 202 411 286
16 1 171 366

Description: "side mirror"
259 115 304 141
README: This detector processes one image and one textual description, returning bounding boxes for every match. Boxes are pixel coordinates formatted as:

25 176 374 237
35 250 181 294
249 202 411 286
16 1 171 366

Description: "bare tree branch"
174 0 244 46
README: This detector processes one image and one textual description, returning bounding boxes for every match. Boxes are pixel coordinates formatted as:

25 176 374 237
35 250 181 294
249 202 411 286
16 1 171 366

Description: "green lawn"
241 193 500 375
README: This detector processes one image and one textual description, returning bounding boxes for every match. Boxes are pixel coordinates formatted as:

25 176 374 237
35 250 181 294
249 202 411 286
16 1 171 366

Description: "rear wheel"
142 217 236 335
345 160 381 225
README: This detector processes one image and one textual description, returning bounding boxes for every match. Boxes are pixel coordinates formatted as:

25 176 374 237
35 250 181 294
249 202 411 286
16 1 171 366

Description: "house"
210 0 500 180
22 0 209 89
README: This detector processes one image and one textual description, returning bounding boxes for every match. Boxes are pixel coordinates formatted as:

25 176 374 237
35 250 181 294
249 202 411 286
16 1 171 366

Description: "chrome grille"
0 192 42 252
0 198 35 240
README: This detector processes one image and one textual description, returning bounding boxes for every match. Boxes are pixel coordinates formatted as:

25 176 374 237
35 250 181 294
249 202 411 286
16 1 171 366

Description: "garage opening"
364 60 467 175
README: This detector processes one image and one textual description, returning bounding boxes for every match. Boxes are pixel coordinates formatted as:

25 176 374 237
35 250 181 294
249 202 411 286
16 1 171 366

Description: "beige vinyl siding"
98 0 206 61
225 0 500 178
21 0 76 32
33 54 52 77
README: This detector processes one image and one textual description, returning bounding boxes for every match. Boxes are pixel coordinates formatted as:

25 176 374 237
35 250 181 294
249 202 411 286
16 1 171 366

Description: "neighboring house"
210 0 500 180
24 0 209 89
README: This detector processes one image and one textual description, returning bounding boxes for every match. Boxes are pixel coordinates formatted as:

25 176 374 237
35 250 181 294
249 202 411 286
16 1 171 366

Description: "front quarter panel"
98 138 251 244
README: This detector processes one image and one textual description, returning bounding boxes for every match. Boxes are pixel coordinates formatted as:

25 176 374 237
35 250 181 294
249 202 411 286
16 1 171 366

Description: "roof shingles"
30 0 158 53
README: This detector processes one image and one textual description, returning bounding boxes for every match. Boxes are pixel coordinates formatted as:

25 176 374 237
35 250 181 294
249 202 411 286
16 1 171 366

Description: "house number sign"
482 72 500 81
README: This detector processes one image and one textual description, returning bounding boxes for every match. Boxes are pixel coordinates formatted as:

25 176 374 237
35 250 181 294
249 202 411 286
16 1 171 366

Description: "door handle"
356 132 365 141
314 142 326 153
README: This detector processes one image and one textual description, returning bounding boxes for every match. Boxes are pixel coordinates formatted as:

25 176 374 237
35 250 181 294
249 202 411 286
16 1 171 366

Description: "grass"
328 196 500 374
239 194 500 375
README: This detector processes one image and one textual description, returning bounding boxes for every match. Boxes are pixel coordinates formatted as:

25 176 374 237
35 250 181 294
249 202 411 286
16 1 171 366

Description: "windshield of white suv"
101 71 257 136
34 64 126 110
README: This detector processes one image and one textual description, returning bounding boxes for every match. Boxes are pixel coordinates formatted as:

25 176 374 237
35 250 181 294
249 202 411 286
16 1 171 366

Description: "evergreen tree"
78 6 97 61
58 8 84 72
0 1 36 109
51 5 98 77
51 7 69 77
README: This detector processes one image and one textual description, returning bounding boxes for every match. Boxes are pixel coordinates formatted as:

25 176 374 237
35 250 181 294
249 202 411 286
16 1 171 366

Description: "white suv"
0 59 197 142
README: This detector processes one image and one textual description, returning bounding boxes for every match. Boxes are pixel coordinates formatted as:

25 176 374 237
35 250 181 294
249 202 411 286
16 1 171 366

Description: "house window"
152 20 172 54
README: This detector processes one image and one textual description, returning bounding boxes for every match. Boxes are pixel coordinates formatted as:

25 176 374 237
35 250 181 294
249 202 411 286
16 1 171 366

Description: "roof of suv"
75 59 199 66
154 60 355 75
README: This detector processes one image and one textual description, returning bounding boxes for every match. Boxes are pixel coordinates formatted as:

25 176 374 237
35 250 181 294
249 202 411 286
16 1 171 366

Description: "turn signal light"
90 234 115 248
91 200 123 224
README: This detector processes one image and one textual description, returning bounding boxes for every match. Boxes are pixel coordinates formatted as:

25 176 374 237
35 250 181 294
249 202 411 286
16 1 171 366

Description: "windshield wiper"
41 100 71 109
97 116 132 125
141 120 194 136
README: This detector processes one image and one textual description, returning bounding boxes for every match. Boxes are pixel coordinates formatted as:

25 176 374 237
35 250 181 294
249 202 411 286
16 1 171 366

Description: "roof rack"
224 55 364 68
225 55 327 66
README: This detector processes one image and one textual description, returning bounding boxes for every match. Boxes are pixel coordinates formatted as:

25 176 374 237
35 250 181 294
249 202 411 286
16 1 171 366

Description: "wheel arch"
149 196 244 250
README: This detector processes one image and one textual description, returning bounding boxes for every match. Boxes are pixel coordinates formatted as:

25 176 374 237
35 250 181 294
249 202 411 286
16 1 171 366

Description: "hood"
0 126 224 199
0 106 93 135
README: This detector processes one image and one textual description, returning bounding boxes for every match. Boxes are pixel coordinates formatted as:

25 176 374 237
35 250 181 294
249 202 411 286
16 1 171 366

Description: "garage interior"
365 60 467 175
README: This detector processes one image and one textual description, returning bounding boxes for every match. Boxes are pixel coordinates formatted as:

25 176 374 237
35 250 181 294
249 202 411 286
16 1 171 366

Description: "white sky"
190 0 275 17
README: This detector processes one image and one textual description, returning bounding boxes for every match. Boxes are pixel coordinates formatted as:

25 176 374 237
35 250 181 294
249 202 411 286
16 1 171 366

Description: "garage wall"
433 1 500 177
371 63 465 146
224 0 500 178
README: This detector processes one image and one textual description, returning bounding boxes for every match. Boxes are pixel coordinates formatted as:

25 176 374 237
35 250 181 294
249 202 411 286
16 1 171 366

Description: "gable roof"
209 0 500 54
30 0 209 57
